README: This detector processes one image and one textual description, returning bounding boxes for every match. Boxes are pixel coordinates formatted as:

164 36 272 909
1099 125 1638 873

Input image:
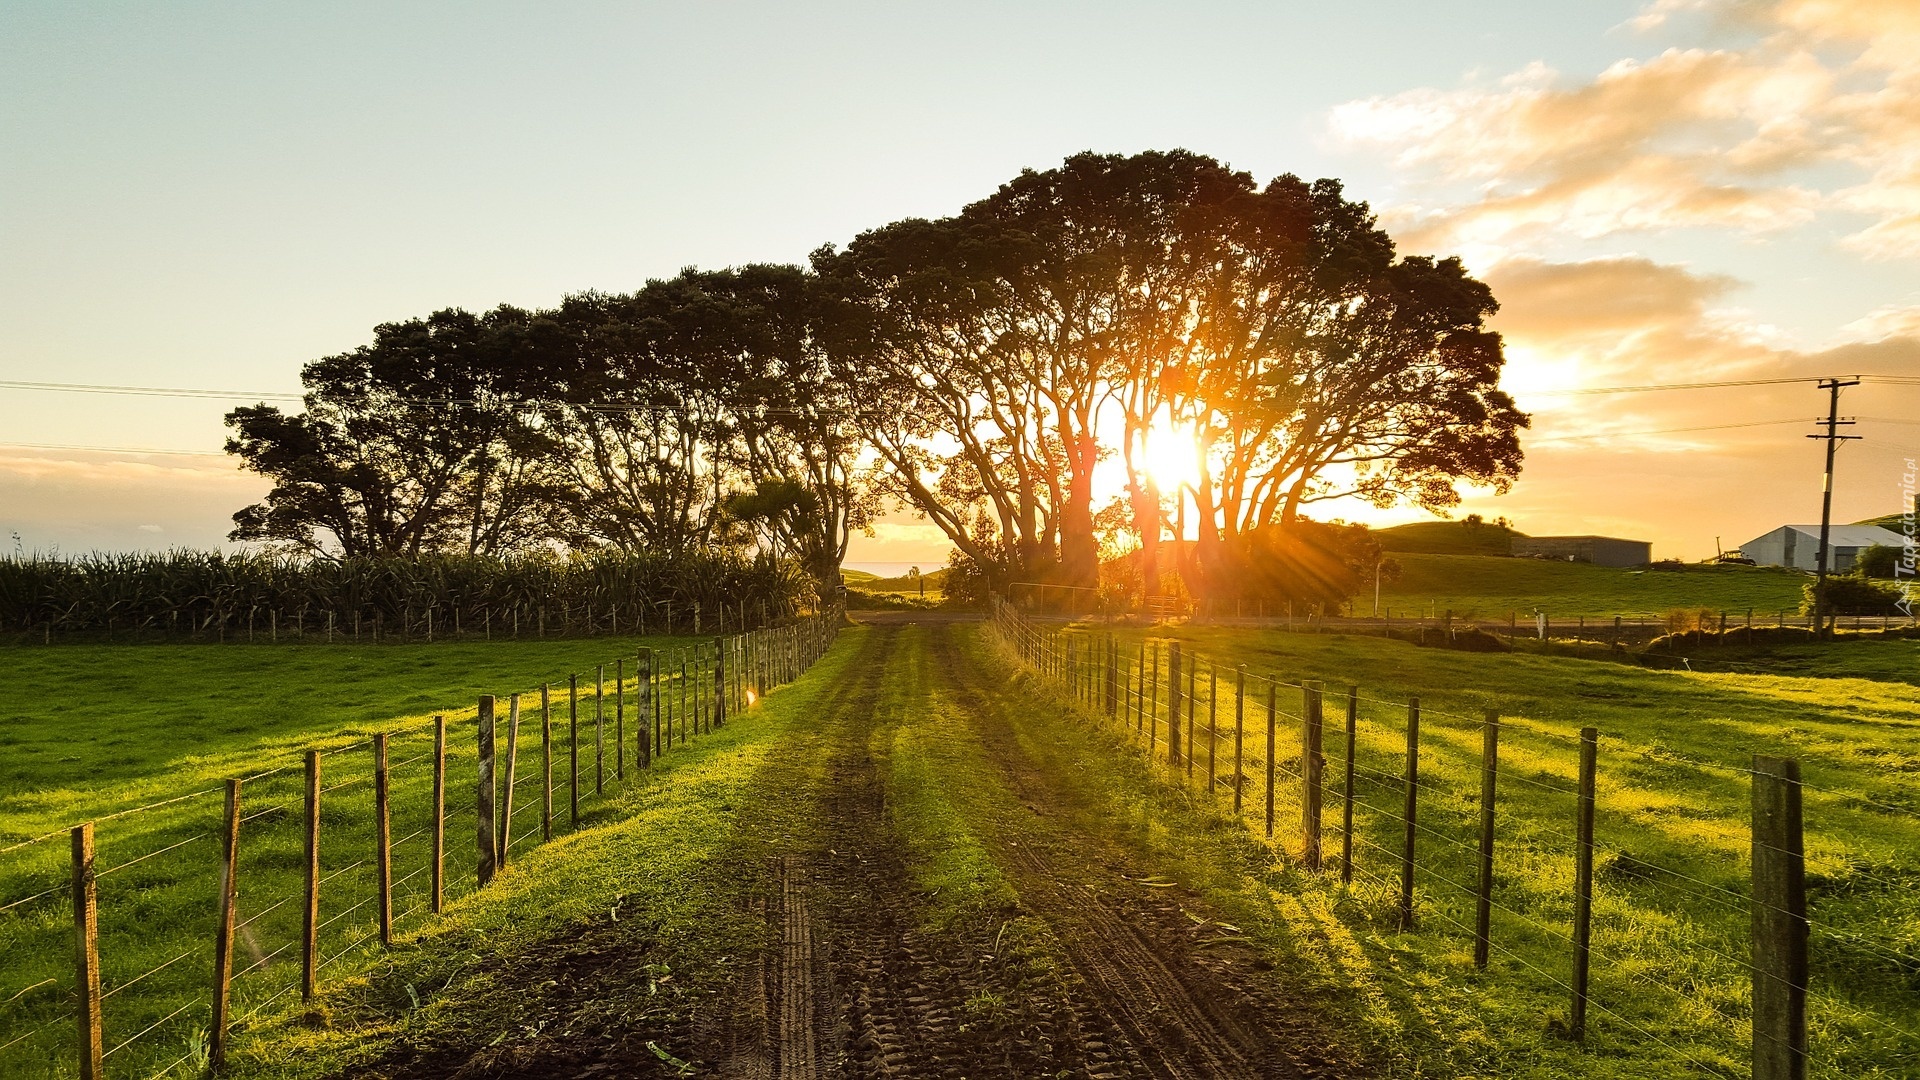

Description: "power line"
0 441 227 458
6 372 1919 405
1528 417 1815 444
0 379 824 416
1526 374 1920 397
0 379 302 401
1525 376 1818 396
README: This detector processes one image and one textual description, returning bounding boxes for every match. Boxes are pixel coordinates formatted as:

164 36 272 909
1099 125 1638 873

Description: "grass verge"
1021 618 1920 1077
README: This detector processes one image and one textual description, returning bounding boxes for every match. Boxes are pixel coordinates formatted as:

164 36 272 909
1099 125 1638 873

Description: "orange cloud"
1411 251 1920 557
1330 2 1920 261
1484 256 1738 341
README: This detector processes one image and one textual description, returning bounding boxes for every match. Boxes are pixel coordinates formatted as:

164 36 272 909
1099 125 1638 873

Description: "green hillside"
1379 552 1809 618
1855 510 1913 530
1375 519 1524 555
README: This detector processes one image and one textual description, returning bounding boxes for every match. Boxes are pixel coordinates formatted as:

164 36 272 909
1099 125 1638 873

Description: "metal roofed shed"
1738 524 1906 573
1509 535 1652 568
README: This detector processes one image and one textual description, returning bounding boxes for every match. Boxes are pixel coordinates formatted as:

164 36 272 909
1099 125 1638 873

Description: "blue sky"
3 1 1916 560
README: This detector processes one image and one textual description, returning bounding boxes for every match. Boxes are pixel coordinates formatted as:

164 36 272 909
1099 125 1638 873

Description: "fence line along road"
1 609 841 1080
990 598 1920 1080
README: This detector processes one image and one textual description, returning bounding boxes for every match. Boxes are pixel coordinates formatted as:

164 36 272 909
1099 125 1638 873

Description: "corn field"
0 550 814 642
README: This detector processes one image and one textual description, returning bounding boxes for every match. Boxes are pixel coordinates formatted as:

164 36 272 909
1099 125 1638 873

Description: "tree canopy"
227 150 1527 606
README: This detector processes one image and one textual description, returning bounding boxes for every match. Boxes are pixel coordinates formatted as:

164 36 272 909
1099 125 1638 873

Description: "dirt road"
712 622 1350 1079
331 622 1353 1080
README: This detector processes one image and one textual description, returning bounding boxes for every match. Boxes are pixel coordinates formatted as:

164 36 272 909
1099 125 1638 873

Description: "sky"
2 0 1917 564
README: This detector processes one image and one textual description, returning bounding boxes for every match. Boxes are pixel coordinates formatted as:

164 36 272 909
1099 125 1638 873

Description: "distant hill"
1853 511 1913 531
848 567 951 594
1375 520 1526 556
1381 552 1807 618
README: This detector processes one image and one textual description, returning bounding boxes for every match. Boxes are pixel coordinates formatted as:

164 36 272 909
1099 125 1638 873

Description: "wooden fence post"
616 659 626 781
1265 680 1277 838
540 688 553 842
375 733 392 946
1207 668 1219 794
499 696 520 870
1167 643 1182 768
1135 644 1146 734
638 649 653 767
477 696 496 887
1302 682 1325 871
1571 726 1597 1040
713 638 727 727
71 823 103 1080
568 674 580 828
595 666 605 795
302 748 321 1002
1149 643 1160 746
1399 698 1419 931
1474 711 1500 970
1175 653 1190 776
1107 636 1118 718
210 779 242 1069
431 717 445 913
1233 667 1246 814
1753 755 1808 1080
1342 687 1358 886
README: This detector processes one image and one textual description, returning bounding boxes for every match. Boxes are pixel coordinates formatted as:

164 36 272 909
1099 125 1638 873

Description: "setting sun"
1140 420 1202 492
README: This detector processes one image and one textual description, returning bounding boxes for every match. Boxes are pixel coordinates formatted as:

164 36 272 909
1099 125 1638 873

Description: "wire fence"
989 599 1920 1079
0 610 841 1079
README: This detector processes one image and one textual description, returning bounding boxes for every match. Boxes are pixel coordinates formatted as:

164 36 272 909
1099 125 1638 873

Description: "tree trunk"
1058 429 1101 591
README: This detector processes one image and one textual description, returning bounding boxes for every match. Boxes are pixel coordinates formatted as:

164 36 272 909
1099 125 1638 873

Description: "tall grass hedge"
0 549 812 641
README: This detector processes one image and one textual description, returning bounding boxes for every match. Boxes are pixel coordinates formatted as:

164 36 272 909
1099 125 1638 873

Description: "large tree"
821 151 1525 601
818 217 1066 591
225 307 565 557
1163 177 1526 593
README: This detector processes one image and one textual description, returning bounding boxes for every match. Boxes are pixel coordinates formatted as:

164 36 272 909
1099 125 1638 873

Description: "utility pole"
1808 377 1860 636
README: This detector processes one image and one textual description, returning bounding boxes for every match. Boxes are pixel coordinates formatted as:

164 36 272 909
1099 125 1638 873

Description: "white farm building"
1738 524 1905 572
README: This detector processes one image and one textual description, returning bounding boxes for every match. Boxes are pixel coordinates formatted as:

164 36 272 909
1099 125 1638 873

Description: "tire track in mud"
719 624 1133 1079
774 623 1075 1079
926 624 1348 1080
711 625 902 1080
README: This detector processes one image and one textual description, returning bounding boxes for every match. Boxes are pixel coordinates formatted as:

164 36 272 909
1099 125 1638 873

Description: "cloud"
1329 2 1920 261
1479 255 1799 411
0 450 263 553
1484 255 1738 340
1841 302 1920 342
1428 250 1920 557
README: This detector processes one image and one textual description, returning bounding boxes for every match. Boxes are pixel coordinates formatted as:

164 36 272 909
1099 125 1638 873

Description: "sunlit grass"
1042 621 1920 1077
1381 553 1814 619
0 635 720 1080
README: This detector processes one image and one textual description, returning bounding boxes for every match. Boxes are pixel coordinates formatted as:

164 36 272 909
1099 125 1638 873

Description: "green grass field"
8 613 1919 1078
1073 619 1920 1077
0 634 733 1079
1380 553 1812 619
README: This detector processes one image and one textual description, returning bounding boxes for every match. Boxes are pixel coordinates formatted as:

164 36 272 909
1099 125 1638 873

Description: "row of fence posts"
56 612 838 1079
1003 606 1810 1080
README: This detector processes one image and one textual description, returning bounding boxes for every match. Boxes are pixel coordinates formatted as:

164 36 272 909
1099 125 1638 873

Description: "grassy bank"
1059 620 1920 1077
1381 553 1811 618
0 634 748 1080
223 628 866 1079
